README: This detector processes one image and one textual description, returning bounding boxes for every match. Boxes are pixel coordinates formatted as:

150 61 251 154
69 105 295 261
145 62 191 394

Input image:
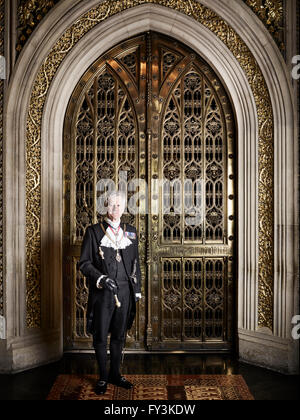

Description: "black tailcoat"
79 220 142 334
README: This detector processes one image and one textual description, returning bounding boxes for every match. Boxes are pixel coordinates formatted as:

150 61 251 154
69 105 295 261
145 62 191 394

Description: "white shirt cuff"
96 275 107 289
135 293 142 299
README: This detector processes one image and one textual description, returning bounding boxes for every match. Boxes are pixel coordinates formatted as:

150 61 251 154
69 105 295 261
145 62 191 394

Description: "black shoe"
108 375 133 389
95 380 107 395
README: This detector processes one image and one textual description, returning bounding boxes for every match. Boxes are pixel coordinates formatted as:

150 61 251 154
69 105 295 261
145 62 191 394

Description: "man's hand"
100 276 118 294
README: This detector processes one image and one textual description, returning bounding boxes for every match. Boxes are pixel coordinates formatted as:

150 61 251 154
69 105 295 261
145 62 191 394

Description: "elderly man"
79 190 142 395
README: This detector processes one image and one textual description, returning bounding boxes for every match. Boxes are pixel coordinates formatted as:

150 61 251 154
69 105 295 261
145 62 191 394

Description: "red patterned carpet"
47 374 254 400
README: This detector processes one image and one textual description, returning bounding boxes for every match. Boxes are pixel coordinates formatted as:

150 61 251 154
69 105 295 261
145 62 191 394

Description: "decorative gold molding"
17 0 60 53
16 1 285 55
242 0 284 53
25 0 274 330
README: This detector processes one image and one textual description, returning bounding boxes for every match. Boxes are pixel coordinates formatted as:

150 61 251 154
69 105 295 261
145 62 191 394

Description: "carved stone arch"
3 0 298 373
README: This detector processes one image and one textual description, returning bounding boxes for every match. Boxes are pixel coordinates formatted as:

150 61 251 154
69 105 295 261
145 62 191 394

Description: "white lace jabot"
100 218 132 250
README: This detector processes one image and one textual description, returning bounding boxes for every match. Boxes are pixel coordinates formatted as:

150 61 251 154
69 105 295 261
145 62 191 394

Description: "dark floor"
0 353 299 400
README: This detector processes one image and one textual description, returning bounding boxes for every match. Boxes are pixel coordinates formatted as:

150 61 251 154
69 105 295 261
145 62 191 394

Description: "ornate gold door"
63 32 235 351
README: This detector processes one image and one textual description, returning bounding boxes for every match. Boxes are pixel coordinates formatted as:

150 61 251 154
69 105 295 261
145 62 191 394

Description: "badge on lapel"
125 231 136 240
98 246 105 259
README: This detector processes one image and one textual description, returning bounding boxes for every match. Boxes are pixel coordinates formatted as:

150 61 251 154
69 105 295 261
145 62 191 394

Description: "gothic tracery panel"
154 34 234 349
161 67 227 245
161 257 228 343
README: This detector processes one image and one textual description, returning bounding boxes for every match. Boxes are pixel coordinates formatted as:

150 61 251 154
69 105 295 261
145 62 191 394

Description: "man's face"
107 196 125 221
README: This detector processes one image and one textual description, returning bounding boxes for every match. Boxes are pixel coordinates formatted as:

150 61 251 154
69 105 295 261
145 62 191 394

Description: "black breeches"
92 284 131 381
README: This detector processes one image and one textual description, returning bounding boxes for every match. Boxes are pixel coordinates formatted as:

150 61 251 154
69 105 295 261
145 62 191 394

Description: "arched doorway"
63 32 236 352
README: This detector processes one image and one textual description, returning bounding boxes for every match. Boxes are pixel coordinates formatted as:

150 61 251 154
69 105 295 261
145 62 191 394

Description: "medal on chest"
116 250 122 262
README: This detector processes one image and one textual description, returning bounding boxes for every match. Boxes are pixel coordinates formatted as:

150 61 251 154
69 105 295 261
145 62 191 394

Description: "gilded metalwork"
242 0 284 52
64 33 234 350
161 66 227 244
26 0 274 331
73 258 89 339
150 34 234 348
15 0 285 56
162 257 228 342
17 0 60 53
0 0 4 317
